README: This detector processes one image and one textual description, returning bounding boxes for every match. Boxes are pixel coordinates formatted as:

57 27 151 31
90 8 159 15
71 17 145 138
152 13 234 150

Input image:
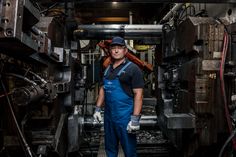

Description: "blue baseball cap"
110 36 126 46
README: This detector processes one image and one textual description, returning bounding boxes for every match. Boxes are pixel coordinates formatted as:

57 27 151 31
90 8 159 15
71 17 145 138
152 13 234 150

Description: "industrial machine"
0 0 72 156
0 1 236 157
156 9 236 157
0 0 161 156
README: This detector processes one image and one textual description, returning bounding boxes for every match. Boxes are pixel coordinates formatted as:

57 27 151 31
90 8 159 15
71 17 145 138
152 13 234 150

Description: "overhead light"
112 2 118 5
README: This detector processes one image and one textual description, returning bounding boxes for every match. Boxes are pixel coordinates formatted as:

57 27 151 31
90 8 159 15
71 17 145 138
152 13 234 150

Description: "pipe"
159 3 184 24
74 24 163 39
139 115 158 127
129 11 133 25
129 11 134 48
82 115 157 128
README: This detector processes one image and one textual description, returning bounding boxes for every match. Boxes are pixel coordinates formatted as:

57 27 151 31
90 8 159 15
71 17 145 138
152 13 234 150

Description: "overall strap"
117 61 132 76
104 65 111 77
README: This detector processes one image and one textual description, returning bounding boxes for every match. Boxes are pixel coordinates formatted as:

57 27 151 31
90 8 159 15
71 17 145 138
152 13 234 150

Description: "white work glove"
127 115 141 134
93 106 102 123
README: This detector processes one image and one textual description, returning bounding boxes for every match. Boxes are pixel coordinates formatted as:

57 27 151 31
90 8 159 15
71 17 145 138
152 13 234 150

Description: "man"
93 36 144 157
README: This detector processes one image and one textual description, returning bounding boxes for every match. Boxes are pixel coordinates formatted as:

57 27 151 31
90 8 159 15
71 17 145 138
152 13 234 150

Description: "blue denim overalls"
103 61 137 157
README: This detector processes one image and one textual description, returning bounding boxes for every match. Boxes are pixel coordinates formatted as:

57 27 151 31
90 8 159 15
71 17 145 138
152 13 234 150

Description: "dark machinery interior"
1 0 236 157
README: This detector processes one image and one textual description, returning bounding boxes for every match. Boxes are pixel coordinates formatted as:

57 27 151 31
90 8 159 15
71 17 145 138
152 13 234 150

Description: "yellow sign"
134 45 149 51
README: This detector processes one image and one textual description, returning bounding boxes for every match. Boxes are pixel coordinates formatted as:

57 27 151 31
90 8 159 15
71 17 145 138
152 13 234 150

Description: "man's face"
110 45 127 60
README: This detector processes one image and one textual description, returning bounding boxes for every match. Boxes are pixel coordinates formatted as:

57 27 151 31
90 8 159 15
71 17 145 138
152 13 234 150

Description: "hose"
5 73 37 86
218 130 236 157
23 69 47 85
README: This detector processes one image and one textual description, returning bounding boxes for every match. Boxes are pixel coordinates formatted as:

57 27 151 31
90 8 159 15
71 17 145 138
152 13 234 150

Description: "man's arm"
127 88 143 133
96 86 105 107
93 86 105 122
132 88 143 115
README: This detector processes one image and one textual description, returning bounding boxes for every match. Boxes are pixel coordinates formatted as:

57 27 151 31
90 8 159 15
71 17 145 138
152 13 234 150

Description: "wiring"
0 78 35 157
220 33 230 132
219 31 236 150
0 92 12 99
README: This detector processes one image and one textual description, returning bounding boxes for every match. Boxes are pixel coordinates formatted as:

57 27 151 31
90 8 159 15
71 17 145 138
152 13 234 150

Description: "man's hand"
93 106 102 123
127 115 141 134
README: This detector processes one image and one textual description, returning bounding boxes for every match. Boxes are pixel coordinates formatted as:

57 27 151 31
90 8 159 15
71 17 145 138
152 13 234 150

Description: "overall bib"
103 61 137 157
